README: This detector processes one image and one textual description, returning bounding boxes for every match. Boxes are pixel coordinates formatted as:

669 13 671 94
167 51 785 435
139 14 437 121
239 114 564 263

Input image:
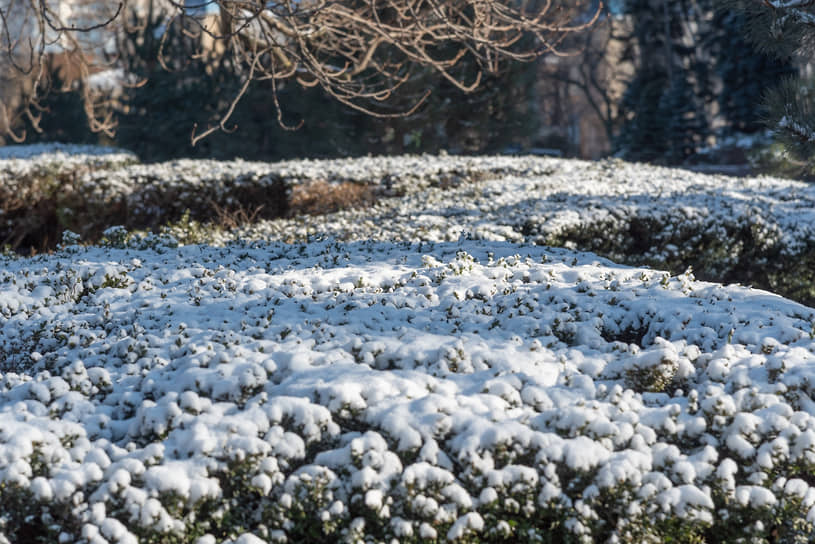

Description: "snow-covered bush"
4 145 815 307
3 144 815 541
177 156 815 306
0 144 138 252
1 239 815 543
0 145 556 253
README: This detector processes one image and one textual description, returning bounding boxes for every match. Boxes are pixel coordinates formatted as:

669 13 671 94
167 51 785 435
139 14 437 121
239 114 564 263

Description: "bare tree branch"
1 0 600 144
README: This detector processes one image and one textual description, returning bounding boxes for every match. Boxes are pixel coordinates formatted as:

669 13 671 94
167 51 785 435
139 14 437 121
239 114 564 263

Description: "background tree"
613 0 713 164
724 0 815 169
112 0 542 161
538 2 635 156
610 0 797 165
0 0 120 142
114 2 371 160
0 0 599 145
708 6 795 136
12 53 98 146
660 65 710 163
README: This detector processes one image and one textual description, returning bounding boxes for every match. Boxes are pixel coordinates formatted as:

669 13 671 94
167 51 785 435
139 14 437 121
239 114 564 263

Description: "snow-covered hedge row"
518 160 815 307
3 143 814 301
2 239 815 543
72 153 553 231
0 145 557 252
0 144 138 214
184 158 815 306
0 143 137 163
0 144 139 251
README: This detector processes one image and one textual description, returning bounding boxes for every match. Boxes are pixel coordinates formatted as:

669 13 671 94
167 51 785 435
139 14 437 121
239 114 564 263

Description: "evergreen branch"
778 115 815 142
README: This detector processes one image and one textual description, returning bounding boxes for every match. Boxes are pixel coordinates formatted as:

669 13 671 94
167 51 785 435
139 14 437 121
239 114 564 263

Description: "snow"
778 115 815 143
446 512 484 540
0 142 133 160
0 147 810 256
1 146 815 541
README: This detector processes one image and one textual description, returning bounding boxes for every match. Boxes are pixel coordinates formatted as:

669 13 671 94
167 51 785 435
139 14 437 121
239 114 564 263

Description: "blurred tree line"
614 0 794 165
13 1 798 165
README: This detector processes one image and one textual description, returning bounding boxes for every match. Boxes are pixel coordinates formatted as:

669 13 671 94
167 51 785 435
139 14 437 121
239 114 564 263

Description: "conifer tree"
614 0 710 164
661 67 710 163
725 0 815 164
709 8 795 135
615 0 791 163
615 71 670 162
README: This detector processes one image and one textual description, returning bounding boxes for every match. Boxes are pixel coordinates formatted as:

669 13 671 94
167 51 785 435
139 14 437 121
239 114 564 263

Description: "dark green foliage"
615 0 793 164
118 63 371 162
615 0 712 164
116 50 540 162
661 68 711 163
725 0 815 169
102 0 542 162
527 208 815 307
614 71 670 162
367 58 541 156
23 1 541 161
710 9 796 135
763 76 815 168
721 0 815 60
114 6 370 162
0 483 53 543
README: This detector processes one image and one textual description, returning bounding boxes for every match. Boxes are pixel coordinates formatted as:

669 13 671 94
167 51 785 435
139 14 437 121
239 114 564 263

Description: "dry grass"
289 180 376 216
208 199 267 230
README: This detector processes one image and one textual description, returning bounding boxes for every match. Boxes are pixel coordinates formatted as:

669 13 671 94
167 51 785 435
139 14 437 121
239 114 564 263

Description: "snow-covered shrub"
0 147 557 253
5 145 815 307
622 339 681 393
1 240 815 542
0 145 136 252
152 156 815 306
4 145 815 541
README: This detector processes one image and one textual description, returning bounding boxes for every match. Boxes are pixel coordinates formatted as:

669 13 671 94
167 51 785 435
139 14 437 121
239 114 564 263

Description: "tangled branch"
1 0 600 144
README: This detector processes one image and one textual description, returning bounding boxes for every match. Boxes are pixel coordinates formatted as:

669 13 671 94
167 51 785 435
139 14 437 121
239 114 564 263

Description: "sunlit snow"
1 145 815 542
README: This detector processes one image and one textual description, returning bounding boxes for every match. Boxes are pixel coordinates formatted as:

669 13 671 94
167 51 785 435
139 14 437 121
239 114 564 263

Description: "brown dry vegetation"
289 180 377 216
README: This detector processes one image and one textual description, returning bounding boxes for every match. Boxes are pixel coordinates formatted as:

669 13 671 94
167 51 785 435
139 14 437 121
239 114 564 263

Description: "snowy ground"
1 145 815 543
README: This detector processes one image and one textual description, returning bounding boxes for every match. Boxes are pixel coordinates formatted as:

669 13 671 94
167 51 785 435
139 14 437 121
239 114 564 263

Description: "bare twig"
1 0 600 144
